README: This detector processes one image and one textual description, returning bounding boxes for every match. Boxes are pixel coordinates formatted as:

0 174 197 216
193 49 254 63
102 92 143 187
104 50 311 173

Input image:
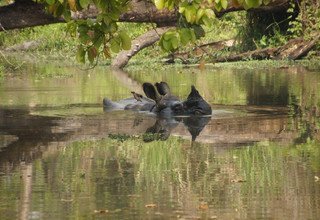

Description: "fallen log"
215 48 277 62
275 35 320 60
215 34 320 62
171 39 236 63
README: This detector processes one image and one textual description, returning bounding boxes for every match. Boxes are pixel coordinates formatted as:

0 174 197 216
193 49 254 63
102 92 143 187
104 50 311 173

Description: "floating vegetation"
108 133 134 142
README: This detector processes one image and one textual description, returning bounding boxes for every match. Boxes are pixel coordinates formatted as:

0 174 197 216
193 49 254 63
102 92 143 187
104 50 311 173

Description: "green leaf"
108 11 120 21
63 9 71 21
154 0 165 9
46 0 55 5
66 21 77 36
196 9 205 23
78 24 88 34
54 3 64 17
202 16 212 27
76 46 86 63
110 38 121 53
221 0 228 9
214 2 222 12
245 0 261 8
179 6 186 13
185 6 196 23
98 0 108 11
101 22 118 33
79 32 90 44
205 9 215 18
163 31 175 40
160 33 178 52
110 22 118 33
162 40 172 51
167 0 175 10
87 47 97 63
242 1 250 10
193 25 205 39
171 37 179 49
179 28 191 45
79 0 90 8
160 35 172 52
93 34 104 48
119 31 131 50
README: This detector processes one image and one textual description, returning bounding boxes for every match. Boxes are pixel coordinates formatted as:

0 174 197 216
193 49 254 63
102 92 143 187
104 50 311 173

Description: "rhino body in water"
103 82 212 117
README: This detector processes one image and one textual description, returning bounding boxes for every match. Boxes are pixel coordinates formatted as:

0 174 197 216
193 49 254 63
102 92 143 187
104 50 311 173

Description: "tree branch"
111 27 172 69
0 0 61 31
0 0 291 31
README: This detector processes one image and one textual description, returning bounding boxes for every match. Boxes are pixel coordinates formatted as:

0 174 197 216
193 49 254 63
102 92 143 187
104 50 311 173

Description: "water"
0 62 320 219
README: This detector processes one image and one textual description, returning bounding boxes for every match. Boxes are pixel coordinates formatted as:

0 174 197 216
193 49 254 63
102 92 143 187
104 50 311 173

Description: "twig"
0 23 7 32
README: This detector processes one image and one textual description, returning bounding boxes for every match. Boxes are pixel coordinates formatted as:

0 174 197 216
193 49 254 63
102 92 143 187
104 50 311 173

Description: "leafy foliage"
287 0 320 39
37 0 273 64
239 0 319 51
38 0 131 64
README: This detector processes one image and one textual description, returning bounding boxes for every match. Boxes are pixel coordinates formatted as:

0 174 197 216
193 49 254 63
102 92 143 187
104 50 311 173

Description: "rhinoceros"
103 82 212 117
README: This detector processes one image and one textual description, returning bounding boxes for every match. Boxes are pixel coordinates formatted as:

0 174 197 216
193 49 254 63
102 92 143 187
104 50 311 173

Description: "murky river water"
0 62 320 219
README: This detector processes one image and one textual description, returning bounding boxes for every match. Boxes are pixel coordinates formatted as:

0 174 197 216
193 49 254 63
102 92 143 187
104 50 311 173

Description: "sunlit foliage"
37 0 272 64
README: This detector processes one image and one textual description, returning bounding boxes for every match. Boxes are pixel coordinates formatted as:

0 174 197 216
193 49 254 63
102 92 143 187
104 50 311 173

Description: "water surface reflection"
0 63 320 219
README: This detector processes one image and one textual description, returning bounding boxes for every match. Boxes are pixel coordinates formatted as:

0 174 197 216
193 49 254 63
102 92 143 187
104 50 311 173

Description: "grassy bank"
0 10 319 79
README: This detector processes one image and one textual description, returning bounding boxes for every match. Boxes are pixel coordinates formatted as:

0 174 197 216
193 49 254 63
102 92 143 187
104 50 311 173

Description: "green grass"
0 23 77 57
0 11 319 77
0 13 244 65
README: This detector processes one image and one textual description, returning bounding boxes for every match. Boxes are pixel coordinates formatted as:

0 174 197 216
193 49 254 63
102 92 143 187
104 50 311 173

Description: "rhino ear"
187 85 202 99
143 83 158 102
155 81 170 95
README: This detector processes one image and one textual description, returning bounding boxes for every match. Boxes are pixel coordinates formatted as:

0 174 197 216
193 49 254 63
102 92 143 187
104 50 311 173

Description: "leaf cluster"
39 0 131 64
39 0 274 64
287 0 320 39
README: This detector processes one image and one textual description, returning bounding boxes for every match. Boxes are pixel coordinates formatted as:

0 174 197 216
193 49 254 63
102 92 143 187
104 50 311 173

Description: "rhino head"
142 82 212 116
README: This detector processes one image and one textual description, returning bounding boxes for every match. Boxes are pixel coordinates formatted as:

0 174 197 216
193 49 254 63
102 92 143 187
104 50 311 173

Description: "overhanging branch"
0 0 62 31
0 0 291 31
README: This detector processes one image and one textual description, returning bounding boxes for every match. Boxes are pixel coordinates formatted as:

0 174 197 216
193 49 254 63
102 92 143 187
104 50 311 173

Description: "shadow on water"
1 63 320 219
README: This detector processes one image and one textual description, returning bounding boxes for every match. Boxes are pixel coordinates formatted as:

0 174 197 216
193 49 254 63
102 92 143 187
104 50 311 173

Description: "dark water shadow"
141 115 211 143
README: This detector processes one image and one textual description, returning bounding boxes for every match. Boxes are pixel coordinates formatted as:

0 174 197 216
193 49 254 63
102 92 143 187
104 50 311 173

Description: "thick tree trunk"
0 0 177 31
0 0 61 31
0 0 290 31
119 0 178 26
